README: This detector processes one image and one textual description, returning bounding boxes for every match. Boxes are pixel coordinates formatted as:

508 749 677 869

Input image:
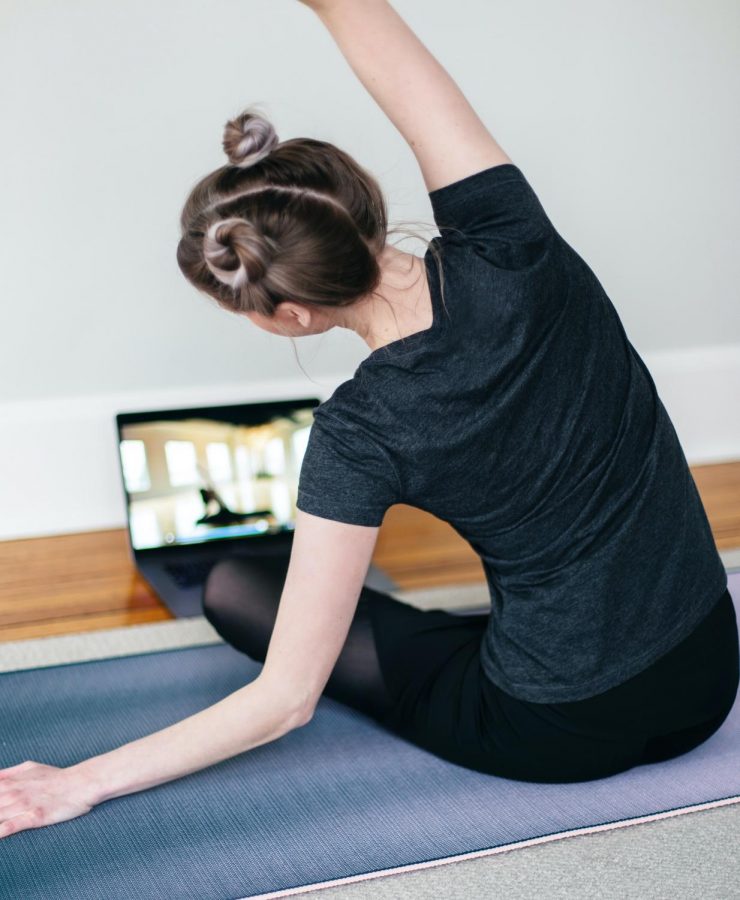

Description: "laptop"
115 397 398 618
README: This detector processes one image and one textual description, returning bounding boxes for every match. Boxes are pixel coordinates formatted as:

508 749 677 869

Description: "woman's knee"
201 556 286 661
203 556 284 611
202 558 247 622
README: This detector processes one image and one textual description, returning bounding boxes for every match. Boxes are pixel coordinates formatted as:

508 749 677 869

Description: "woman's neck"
338 245 433 352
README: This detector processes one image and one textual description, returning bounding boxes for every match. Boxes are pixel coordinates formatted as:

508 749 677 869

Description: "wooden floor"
1 460 739 643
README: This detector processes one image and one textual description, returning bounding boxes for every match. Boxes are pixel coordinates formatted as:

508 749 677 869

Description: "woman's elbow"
293 703 316 729
258 671 316 733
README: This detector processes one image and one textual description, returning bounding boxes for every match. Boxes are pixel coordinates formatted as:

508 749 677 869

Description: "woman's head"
176 106 391 338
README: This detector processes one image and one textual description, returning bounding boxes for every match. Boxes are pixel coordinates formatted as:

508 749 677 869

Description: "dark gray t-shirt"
296 162 727 703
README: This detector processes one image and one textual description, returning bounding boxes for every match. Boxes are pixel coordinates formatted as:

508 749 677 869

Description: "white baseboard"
1 345 739 542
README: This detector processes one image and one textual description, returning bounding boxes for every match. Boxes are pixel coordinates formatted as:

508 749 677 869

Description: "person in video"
195 485 248 526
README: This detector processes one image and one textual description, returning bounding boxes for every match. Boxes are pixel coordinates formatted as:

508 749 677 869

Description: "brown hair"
176 105 446 341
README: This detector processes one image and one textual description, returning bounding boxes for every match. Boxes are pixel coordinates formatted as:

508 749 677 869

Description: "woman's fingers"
0 805 37 833
0 807 46 839
0 762 96 840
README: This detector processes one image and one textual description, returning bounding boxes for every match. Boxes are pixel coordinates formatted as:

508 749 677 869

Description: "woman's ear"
244 302 331 338
278 301 313 330
279 301 335 337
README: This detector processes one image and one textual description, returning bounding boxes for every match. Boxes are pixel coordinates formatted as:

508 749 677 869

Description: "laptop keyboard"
163 542 293 588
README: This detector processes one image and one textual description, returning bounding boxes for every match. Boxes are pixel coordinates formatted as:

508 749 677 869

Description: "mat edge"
244 794 740 900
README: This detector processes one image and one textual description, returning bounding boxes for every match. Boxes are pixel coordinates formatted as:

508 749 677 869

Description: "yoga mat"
1 571 738 900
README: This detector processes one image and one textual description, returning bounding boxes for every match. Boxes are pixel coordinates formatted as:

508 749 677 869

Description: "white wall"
1 0 739 540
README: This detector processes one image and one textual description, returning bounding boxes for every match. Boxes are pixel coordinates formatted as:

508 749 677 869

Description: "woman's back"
296 162 728 703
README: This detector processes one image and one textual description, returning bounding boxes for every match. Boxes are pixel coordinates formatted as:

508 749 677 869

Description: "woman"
1 0 737 838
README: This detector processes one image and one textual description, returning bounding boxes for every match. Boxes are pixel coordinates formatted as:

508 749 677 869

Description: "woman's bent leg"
201 556 397 721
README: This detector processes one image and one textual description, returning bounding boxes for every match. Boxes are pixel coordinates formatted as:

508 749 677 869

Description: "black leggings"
201 555 738 783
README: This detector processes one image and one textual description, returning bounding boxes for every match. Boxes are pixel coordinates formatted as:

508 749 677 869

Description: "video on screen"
118 405 315 550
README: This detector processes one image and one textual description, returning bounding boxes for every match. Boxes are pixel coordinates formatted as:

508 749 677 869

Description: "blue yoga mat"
1 571 739 900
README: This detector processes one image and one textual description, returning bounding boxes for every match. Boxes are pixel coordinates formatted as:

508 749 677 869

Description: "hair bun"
222 108 279 168
203 217 276 290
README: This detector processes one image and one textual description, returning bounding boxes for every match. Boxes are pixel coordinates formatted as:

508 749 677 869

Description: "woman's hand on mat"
0 760 98 839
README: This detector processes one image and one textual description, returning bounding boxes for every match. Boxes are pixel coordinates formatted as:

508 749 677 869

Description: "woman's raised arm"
298 0 512 192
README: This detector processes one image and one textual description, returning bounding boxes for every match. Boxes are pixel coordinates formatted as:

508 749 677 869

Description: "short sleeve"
428 163 555 268
296 408 400 527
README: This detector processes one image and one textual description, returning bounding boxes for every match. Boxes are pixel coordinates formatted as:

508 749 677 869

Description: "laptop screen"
116 398 320 552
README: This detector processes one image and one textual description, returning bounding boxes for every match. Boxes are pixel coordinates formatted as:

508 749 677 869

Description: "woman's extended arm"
68 674 309 804
298 0 512 192
0 509 380 838
0 662 307 838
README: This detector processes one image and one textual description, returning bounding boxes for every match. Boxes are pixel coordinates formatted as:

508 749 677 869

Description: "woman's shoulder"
313 372 399 449
429 163 558 272
312 375 369 430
